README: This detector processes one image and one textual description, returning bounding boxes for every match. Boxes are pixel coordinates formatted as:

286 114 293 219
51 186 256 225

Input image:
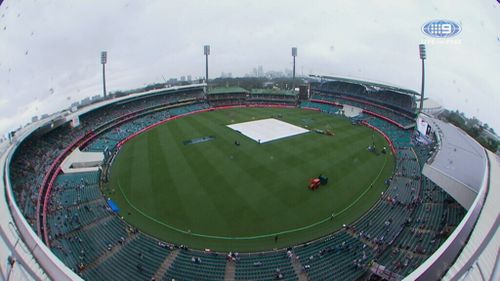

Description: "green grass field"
106 107 395 252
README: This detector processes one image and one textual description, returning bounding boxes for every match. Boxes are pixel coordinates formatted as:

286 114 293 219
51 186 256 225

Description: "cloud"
0 0 499 134
0 98 8 109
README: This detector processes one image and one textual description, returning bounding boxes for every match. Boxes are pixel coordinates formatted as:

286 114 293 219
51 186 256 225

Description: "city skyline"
0 0 499 134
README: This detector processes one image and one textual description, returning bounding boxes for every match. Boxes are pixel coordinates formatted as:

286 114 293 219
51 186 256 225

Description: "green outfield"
106 107 395 252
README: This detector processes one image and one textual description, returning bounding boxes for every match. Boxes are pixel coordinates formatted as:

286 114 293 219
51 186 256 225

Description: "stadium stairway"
58 214 114 242
82 230 140 274
224 260 236 281
32 100 467 280
152 249 180 281
294 231 372 281
290 255 310 281
162 249 227 281
82 233 171 281
234 251 298 281
310 93 415 128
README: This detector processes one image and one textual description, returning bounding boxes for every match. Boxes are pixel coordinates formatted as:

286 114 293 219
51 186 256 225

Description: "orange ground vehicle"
308 175 328 190
308 178 321 190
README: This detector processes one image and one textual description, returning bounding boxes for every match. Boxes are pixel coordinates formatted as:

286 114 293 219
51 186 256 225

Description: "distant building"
422 99 444 116
81 97 91 106
263 82 274 88
298 85 309 100
266 70 284 78
258 65 264 77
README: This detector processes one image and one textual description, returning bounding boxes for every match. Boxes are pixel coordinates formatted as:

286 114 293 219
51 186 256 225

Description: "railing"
403 151 489 280
361 121 398 157
312 88 416 118
1 88 206 281
3 138 83 280
2 97 489 281
36 131 94 238
310 98 408 129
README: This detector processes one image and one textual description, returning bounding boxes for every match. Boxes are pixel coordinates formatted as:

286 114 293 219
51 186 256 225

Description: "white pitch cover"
227 118 309 143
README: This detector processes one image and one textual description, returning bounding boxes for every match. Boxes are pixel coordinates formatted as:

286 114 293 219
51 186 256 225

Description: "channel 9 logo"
422 20 461 38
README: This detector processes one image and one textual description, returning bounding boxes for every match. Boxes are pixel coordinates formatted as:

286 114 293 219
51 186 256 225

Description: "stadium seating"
294 231 374 281
234 251 298 281
51 216 128 272
82 234 171 281
163 250 227 281
7 86 467 281
365 118 412 148
311 92 415 128
317 81 415 113
207 87 298 107
299 101 341 115
375 175 466 276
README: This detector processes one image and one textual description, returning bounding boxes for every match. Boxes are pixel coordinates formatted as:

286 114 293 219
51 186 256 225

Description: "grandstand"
207 86 298 107
0 79 497 281
248 89 298 106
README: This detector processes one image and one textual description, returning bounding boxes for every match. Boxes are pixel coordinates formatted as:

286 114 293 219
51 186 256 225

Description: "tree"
439 109 498 152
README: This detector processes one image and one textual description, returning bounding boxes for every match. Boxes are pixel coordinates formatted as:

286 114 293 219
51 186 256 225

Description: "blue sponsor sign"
422 20 461 38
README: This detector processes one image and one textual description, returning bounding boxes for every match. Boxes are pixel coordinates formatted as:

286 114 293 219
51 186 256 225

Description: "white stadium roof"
422 115 487 209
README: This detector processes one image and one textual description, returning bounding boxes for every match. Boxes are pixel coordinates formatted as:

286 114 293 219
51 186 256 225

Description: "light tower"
419 44 426 113
101 51 107 98
204 45 210 87
292 47 297 90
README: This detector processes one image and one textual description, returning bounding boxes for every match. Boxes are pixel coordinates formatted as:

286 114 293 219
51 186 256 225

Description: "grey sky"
0 0 499 134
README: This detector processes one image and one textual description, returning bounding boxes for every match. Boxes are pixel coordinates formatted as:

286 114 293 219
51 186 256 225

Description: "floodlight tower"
101 51 107 98
419 44 426 113
292 47 297 90
204 45 210 87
